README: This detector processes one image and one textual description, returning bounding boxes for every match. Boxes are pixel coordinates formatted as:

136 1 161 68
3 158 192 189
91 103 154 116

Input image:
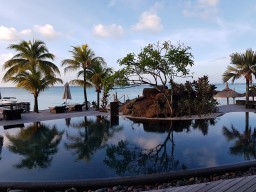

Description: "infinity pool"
0 112 255 182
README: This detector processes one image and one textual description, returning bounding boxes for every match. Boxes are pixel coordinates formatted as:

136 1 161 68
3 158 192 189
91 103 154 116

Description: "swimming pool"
0 112 255 182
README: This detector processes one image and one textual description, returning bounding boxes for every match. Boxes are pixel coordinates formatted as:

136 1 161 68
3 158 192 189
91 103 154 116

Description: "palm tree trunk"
84 69 88 110
245 112 249 132
246 79 250 104
97 91 100 110
34 94 39 113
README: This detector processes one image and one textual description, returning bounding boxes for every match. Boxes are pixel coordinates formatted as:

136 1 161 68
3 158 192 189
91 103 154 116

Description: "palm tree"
223 49 256 104
88 62 113 110
6 69 62 112
3 40 62 112
62 44 106 110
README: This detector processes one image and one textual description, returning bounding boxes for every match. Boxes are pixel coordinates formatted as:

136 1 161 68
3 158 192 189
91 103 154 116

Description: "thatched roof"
214 82 242 98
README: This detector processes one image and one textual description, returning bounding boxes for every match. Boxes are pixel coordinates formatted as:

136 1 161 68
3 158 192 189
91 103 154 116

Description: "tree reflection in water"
0 136 3 160
6 122 64 169
65 116 122 161
223 112 256 160
104 118 217 175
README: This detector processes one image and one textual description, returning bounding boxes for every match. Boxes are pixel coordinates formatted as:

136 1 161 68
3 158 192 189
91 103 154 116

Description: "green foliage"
62 44 106 110
3 39 62 112
87 62 113 110
175 76 218 116
117 41 194 87
223 48 256 104
101 71 130 110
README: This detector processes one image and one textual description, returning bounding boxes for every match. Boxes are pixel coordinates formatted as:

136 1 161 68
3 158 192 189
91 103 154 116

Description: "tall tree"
117 41 194 116
223 49 256 104
62 44 105 110
88 62 113 110
3 40 62 112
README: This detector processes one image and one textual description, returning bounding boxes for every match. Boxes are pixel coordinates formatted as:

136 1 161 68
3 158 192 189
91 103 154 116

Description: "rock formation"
121 87 171 118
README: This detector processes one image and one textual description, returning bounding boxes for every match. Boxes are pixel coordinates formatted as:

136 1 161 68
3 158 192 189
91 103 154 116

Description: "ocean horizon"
0 83 249 110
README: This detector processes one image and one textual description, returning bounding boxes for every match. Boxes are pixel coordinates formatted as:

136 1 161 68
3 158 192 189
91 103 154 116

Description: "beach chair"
74 104 84 111
49 106 67 113
2 109 22 120
67 104 84 111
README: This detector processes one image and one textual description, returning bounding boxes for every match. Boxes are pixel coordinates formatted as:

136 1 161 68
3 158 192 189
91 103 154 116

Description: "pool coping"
1 161 256 190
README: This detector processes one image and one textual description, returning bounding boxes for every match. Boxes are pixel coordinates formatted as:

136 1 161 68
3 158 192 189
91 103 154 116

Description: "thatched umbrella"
214 82 242 105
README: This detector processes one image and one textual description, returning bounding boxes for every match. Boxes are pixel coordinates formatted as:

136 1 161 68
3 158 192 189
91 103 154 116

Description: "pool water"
0 112 255 182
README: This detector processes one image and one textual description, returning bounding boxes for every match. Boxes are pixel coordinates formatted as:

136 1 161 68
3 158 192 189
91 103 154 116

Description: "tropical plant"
3 40 62 112
88 62 113 110
62 44 106 110
100 71 130 111
223 49 256 104
117 41 194 116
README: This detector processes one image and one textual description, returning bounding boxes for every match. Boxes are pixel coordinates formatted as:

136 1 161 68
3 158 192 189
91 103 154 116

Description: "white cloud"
20 29 33 36
33 24 58 39
135 137 161 149
0 24 59 42
132 11 163 33
183 0 219 18
93 24 124 38
0 26 19 41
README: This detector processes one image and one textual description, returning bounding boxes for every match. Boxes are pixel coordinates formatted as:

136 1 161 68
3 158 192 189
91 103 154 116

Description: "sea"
0 83 249 110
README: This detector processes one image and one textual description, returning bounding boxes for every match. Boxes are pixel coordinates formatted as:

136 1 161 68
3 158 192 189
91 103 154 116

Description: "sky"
0 0 256 87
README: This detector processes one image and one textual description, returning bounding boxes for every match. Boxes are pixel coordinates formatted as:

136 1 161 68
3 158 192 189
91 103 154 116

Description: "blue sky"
0 0 256 86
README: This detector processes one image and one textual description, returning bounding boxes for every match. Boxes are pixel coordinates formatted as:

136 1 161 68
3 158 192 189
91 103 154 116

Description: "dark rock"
122 89 170 118
143 88 161 98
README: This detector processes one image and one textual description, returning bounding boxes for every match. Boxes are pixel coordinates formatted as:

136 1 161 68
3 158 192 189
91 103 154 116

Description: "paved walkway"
0 108 109 126
149 175 256 192
217 104 256 113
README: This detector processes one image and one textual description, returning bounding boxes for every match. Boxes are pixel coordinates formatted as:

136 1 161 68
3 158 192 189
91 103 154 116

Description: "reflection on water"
6 122 64 169
65 116 122 161
0 136 3 160
129 118 217 135
0 113 255 182
223 112 256 160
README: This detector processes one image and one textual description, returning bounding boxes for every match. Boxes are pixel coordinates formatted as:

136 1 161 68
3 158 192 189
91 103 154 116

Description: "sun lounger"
49 106 67 113
74 104 84 111
1 109 22 120
67 104 84 111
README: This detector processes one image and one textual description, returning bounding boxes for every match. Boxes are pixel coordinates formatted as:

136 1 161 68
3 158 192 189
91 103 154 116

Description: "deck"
151 175 256 192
